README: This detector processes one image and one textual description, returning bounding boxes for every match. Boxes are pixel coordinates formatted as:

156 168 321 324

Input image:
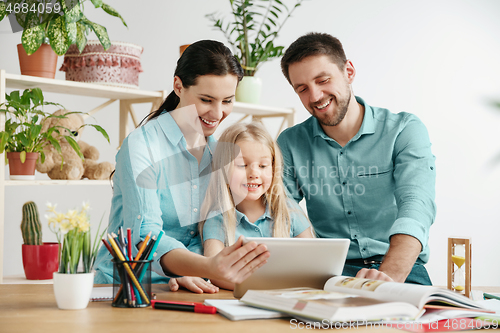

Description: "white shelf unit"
0 70 295 283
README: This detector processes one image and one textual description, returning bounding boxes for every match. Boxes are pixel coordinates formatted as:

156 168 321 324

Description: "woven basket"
60 41 143 88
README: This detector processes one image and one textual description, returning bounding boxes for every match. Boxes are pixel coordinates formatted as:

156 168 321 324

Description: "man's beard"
314 89 351 127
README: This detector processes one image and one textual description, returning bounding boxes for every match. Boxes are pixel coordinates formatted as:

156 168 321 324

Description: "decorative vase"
22 242 59 280
235 76 262 104
17 43 58 79
53 272 95 310
6 152 39 180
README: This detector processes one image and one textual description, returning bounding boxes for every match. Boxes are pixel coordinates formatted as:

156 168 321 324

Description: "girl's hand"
208 236 270 284
168 277 219 294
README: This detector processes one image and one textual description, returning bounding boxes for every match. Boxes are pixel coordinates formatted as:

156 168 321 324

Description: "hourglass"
447 238 471 297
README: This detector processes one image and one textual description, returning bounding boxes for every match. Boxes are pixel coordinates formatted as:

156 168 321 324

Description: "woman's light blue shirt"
203 203 312 242
94 112 216 283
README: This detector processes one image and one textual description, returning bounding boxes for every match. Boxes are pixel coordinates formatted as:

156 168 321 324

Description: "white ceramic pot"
53 272 94 310
235 76 262 104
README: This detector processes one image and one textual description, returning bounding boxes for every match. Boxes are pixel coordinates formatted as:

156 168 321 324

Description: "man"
277 32 436 284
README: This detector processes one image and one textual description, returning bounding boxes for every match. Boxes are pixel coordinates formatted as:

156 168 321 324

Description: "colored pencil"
484 293 500 301
132 231 151 268
101 238 115 258
119 226 126 248
138 231 164 283
134 235 156 278
127 228 132 260
108 233 129 304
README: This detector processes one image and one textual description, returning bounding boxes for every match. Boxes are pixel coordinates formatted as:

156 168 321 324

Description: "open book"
240 276 491 323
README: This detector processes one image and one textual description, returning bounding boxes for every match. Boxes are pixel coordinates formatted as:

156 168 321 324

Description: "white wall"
1 0 499 286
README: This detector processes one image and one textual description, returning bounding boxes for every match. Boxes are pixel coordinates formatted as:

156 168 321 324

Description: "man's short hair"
281 32 348 84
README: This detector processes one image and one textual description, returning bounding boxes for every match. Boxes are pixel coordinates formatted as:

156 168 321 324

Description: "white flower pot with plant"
47 202 106 310
207 0 306 103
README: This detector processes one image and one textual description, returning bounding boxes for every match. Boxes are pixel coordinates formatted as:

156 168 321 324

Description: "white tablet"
234 237 350 298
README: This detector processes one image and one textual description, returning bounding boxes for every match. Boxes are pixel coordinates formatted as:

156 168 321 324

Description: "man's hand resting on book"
357 234 422 283
356 268 394 282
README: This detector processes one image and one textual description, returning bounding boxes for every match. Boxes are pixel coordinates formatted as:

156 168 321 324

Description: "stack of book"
210 276 499 331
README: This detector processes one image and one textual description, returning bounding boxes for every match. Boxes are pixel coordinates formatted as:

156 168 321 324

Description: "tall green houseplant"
207 0 305 76
0 0 127 55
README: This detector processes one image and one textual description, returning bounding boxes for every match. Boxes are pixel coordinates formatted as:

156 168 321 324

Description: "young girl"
200 122 314 290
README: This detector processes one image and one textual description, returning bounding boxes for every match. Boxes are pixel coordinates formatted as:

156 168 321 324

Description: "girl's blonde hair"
200 122 303 245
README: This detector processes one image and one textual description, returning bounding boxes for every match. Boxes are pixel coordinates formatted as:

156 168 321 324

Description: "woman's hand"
168 277 219 294
207 236 270 284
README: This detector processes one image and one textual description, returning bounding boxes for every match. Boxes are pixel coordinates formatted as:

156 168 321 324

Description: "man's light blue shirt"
276 97 436 263
94 112 216 283
203 203 311 242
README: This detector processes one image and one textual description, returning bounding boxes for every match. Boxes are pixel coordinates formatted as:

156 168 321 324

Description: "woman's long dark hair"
145 40 243 122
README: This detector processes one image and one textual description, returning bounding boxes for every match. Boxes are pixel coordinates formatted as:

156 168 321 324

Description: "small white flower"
82 201 90 212
46 202 57 213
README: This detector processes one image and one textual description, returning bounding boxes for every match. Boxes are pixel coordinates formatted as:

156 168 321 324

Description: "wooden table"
0 284 498 333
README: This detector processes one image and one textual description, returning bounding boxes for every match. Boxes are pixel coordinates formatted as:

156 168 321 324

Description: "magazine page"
241 288 420 322
323 276 486 310
324 276 440 309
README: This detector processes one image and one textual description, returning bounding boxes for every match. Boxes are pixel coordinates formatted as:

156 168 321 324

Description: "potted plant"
0 87 109 180
47 202 106 310
0 0 127 78
207 0 305 103
20 201 59 280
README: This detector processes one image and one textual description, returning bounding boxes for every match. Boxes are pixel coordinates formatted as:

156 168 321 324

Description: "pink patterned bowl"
60 41 143 88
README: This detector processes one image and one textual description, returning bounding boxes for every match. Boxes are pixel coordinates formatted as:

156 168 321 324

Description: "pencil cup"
112 259 152 308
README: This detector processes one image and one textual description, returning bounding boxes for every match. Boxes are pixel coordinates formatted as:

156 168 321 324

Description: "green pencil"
483 293 500 301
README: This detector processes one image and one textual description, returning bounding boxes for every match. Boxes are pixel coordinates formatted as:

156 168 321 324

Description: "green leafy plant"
0 0 127 55
0 88 109 164
207 0 305 76
46 202 106 273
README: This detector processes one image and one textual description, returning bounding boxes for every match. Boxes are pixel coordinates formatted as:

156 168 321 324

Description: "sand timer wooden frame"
447 238 471 298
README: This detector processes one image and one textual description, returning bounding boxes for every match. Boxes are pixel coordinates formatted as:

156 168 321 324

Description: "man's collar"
355 96 375 136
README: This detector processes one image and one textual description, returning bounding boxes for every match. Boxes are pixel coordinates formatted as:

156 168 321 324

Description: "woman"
94 40 269 293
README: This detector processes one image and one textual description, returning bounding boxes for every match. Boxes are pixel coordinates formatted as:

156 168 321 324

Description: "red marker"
151 300 217 314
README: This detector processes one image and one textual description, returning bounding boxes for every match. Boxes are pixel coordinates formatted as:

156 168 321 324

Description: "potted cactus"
21 201 59 280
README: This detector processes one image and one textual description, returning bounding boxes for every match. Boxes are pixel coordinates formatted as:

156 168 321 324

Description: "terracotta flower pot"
179 44 190 56
6 152 39 180
17 43 58 79
22 242 59 280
